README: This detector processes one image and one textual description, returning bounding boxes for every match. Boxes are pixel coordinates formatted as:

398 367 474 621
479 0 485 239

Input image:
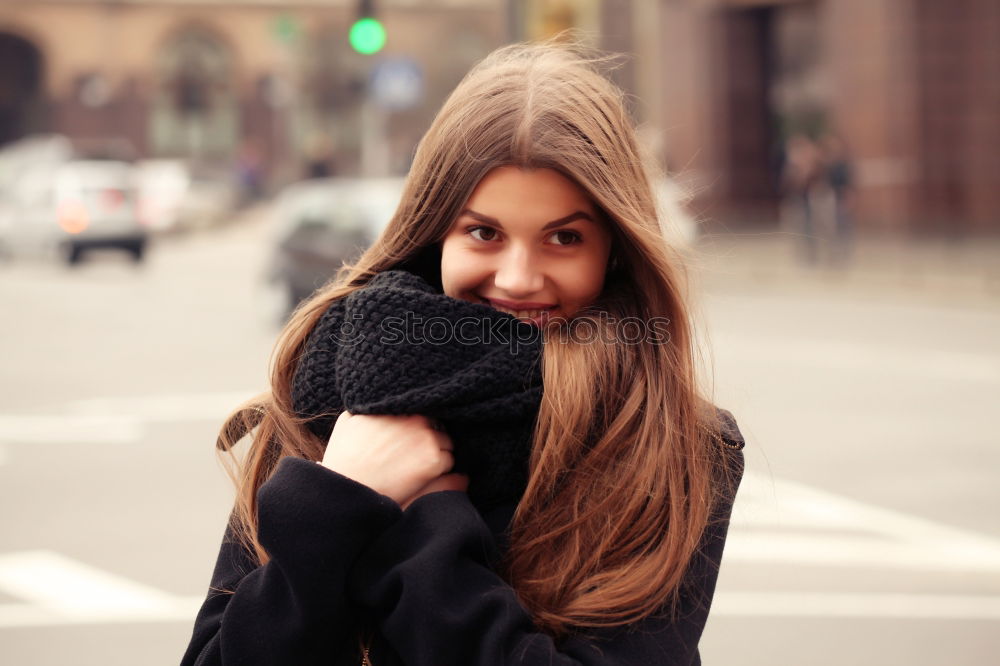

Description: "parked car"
0 135 73 260
174 164 238 230
265 177 404 319
134 159 190 233
3 159 148 264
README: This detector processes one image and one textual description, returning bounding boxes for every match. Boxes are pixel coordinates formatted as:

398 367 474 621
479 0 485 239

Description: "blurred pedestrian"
234 138 264 206
182 39 745 666
820 132 855 266
780 133 825 265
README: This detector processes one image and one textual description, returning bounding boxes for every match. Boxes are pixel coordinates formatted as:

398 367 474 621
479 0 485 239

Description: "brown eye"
469 226 499 242
550 229 582 246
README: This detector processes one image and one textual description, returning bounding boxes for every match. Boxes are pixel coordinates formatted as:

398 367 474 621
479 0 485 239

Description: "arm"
181 457 402 666
348 452 742 666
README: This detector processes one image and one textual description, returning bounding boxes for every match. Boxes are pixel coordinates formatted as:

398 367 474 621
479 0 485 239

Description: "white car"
3 159 149 264
134 159 190 233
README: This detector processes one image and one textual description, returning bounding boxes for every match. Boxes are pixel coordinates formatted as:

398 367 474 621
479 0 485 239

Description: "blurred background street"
1 0 998 664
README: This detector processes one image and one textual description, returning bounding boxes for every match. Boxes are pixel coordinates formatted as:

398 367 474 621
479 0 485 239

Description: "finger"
435 448 455 475
412 414 449 435
435 431 454 452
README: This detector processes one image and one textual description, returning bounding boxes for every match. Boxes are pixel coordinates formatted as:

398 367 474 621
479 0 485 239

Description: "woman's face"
441 166 614 326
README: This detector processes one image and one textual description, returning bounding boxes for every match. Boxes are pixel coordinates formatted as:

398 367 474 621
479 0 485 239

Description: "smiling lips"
479 296 558 322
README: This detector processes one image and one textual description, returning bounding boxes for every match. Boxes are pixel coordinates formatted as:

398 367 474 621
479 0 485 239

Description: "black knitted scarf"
291 270 545 512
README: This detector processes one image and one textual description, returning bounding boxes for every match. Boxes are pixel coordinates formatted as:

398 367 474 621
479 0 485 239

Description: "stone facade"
0 0 505 184
651 0 999 233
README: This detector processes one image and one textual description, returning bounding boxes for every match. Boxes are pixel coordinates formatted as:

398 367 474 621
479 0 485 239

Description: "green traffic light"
349 17 386 54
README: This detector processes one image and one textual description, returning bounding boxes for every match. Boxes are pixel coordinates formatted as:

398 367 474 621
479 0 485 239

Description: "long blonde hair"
217 40 738 637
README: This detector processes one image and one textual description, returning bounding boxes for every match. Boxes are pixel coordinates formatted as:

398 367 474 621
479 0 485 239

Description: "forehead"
466 166 596 213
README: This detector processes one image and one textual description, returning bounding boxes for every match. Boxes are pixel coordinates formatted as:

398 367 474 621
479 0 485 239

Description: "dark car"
266 178 403 319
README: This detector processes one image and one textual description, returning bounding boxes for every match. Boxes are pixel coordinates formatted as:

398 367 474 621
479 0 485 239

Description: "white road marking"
0 414 143 444
727 471 1000 572
66 391 260 422
0 550 203 627
0 598 205 628
0 390 258 444
714 335 1000 385
0 546 998 627
713 591 1000 620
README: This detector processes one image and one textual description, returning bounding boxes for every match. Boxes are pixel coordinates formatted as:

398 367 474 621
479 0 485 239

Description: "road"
1 205 998 665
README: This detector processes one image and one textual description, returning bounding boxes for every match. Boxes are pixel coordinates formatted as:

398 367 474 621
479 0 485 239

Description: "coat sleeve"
348 448 744 666
180 457 403 666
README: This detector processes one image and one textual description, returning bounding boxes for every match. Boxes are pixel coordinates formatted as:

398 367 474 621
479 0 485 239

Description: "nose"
493 246 544 297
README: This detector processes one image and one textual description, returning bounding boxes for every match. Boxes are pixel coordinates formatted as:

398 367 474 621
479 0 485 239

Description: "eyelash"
465 225 583 246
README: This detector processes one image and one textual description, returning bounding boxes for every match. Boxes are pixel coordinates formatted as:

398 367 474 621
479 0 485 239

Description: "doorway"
0 32 47 147
715 2 827 224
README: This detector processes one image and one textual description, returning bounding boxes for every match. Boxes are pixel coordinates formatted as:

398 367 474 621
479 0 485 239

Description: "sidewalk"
691 232 1000 308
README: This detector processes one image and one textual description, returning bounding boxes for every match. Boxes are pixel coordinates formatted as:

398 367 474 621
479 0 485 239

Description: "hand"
321 411 456 506
401 473 469 511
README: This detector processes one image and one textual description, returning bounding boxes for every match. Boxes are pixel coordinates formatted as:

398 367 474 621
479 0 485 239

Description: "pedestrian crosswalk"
1 471 998 627
1 391 999 625
713 591 1000 619
727 471 1000 572
712 471 1000 618
0 550 202 628
0 391 257 444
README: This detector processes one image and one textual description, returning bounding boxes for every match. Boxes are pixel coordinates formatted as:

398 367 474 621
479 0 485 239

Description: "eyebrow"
458 209 595 230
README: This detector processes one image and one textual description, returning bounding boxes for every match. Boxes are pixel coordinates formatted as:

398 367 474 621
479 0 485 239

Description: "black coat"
181 430 744 666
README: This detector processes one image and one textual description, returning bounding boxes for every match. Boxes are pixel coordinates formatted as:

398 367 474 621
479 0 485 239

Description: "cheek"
570 275 605 307
555 258 608 309
440 240 483 298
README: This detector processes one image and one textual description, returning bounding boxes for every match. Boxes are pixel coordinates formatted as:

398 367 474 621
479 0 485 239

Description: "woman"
182 40 745 666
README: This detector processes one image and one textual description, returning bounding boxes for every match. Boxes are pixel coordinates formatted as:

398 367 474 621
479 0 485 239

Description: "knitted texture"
291 270 544 511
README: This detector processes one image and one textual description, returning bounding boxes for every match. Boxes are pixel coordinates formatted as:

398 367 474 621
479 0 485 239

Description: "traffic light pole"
360 95 389 177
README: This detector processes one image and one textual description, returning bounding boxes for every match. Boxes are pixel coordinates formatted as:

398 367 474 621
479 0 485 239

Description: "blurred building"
1 0 997 233
0 0 505 184
516 0 1000 235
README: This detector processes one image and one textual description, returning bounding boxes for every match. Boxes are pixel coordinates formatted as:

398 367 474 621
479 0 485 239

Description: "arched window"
150 26 238 159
